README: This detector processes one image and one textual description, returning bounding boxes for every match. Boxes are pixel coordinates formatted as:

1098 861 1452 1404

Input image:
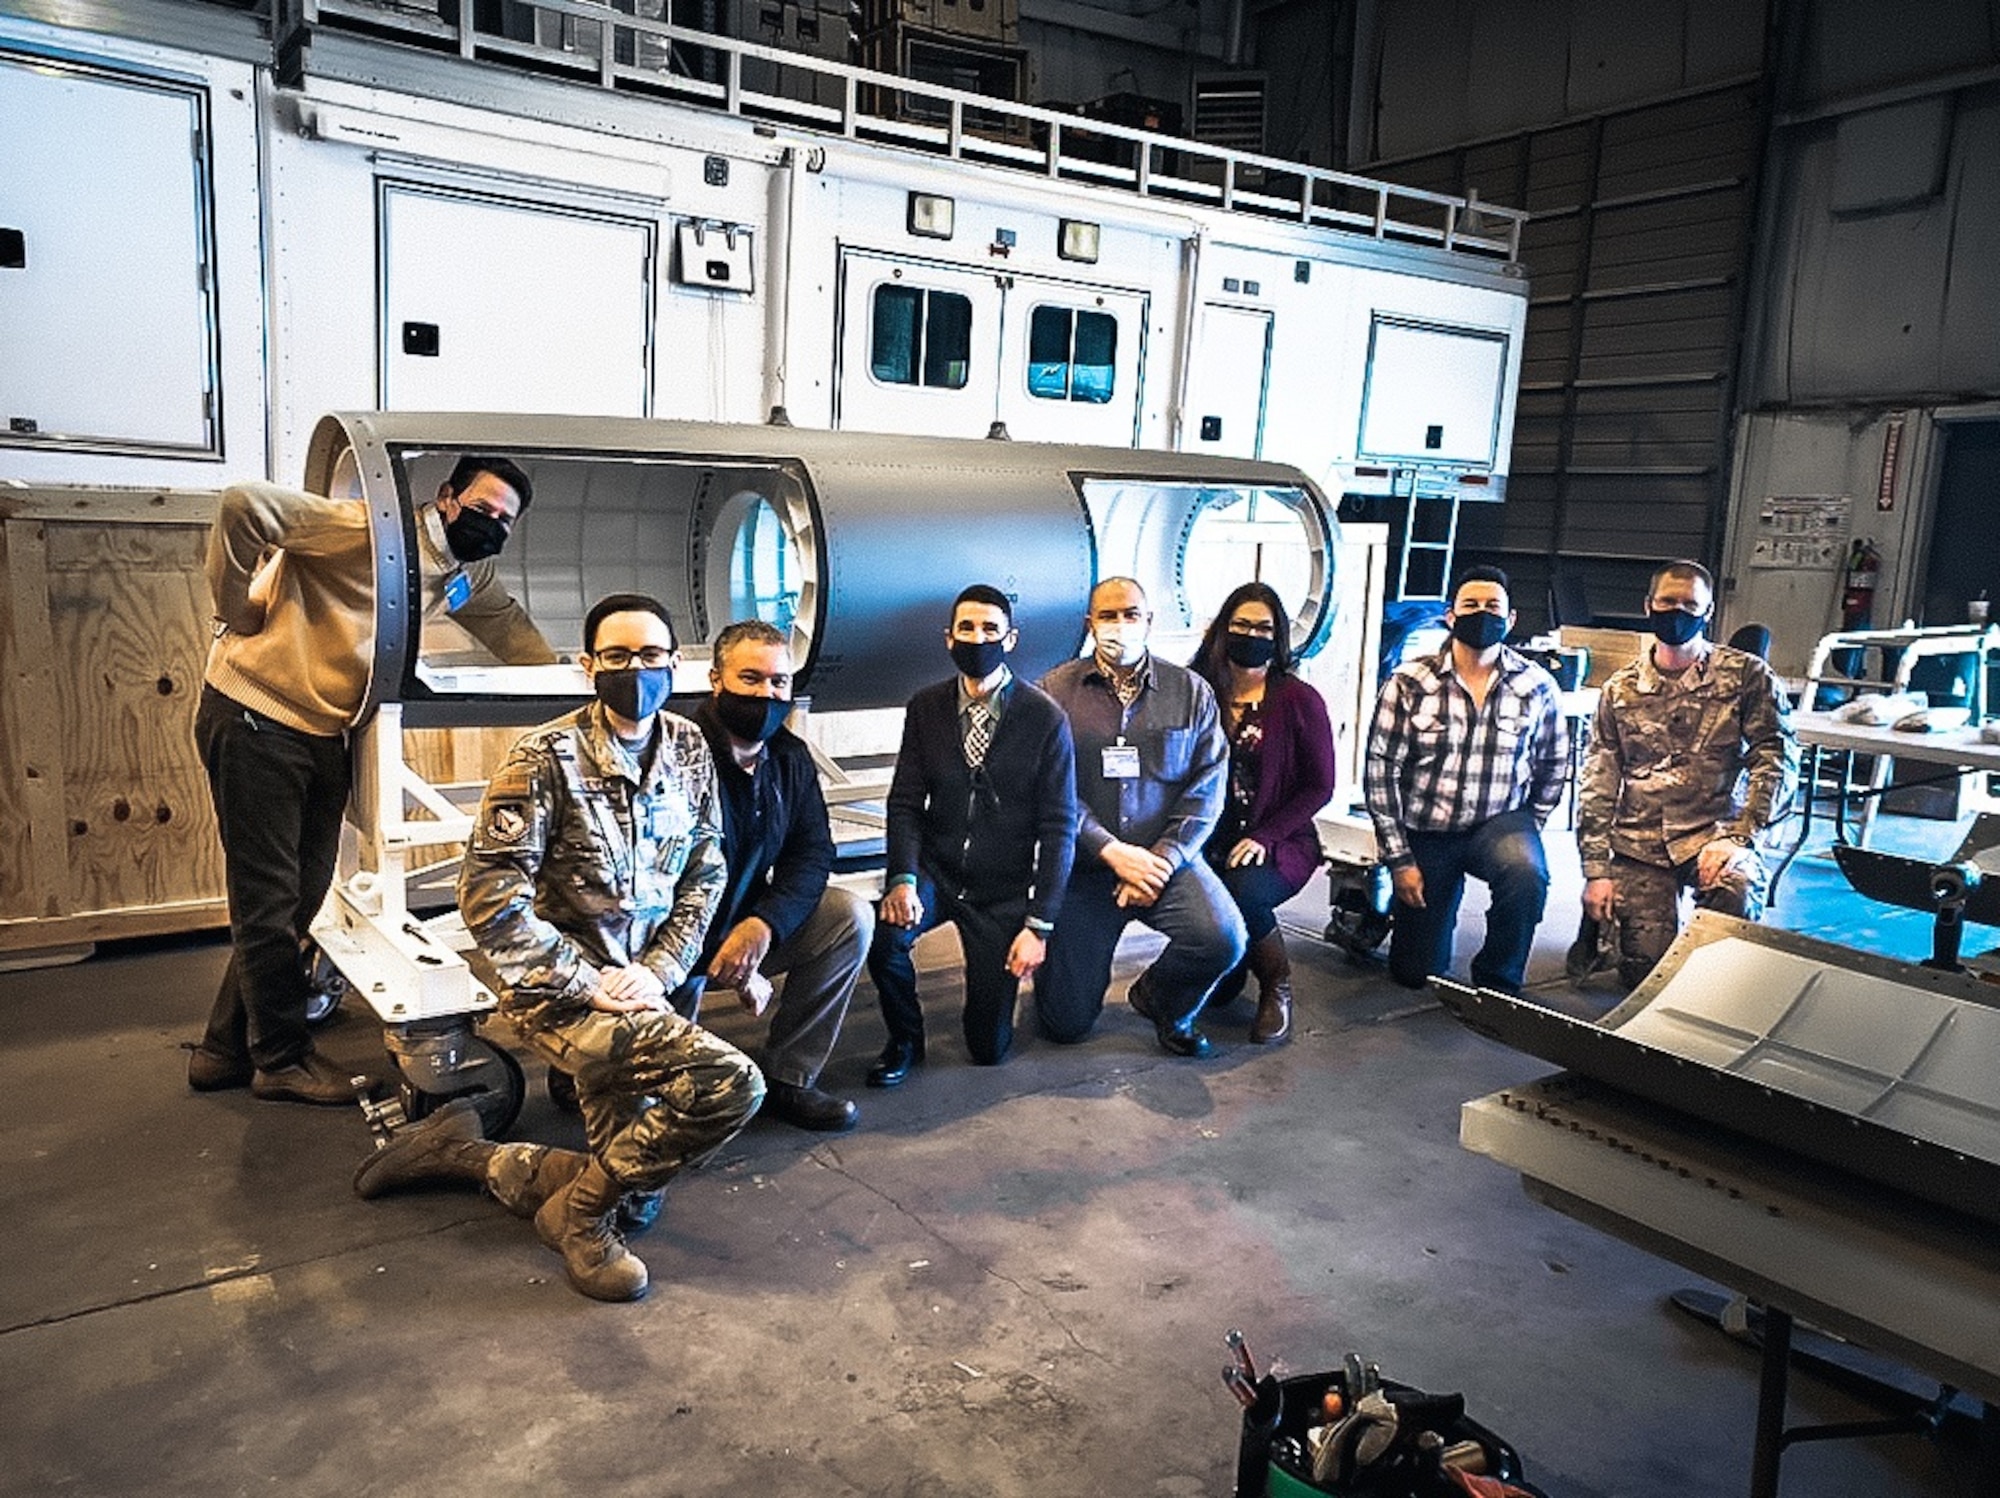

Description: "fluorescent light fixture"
908 192 955 239
1059 219 1100 263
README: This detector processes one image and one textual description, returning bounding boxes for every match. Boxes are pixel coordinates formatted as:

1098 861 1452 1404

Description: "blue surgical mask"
595 666 672 722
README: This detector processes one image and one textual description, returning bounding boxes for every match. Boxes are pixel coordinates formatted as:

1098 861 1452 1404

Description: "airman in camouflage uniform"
357 597 763 1302
1577 562 1797 989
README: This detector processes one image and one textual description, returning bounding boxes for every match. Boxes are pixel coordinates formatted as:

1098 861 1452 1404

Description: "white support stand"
310 703 496 1025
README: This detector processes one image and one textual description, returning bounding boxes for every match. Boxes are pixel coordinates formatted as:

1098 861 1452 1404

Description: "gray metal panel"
807 456 1092 706
1802 0 1995 99
1830 98 1951 212
1567 0 1688 114
1940 94 2000 392
1437 910 2000 1229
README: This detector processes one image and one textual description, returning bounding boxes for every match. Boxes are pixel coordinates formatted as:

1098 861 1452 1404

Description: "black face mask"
1649 608 1707 647
949 638 1008 679
713 689 791 744
444 507 509 563
1450 611 1508 650
594 666 673 723
1224 634 1277 669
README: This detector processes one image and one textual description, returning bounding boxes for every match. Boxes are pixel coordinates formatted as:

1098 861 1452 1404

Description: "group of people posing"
183 456 1795 1304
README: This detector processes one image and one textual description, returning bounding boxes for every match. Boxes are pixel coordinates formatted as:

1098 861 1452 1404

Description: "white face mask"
1094 623 1147 666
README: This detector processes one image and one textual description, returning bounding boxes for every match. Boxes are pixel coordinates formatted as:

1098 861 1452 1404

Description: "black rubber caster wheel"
399 1035 527 1138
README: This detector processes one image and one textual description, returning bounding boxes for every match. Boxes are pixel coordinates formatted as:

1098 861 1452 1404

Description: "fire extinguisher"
1842 537 1881 630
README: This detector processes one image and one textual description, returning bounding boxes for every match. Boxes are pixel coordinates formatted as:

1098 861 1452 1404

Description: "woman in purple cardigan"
1189 583 1338 1044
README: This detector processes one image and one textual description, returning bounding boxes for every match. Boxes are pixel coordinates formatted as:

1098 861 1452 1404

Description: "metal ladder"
1393 490 1462 601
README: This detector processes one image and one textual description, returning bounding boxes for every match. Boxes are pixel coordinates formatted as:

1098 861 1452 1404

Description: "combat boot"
489 1143 659 1231
1246 930 1293 1045
353 1098 493 1198
534 1158 650 1302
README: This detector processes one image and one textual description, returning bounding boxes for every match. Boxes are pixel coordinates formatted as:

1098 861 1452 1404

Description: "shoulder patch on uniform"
485 802 530 844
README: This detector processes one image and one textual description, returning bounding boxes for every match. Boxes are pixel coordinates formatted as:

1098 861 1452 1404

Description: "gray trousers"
671 885 872 1088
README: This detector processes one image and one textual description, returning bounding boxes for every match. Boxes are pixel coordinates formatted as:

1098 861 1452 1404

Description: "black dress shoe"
865 1038 923 1089
765 1080 860 1132
1155 1021 1215 1060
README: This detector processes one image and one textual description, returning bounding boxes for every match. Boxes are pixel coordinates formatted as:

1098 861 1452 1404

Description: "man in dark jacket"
678 619 873 1131
866 585 1078 1084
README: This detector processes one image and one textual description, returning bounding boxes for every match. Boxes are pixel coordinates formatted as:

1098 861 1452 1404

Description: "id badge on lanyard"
1102 738 1140 780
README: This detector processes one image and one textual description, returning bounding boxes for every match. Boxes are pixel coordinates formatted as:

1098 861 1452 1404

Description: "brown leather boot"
534 1158 650 1302
352 1098 494 1198
1246 930 1293 1045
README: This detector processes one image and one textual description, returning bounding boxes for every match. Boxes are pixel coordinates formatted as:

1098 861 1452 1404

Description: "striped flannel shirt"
1364 644 1569 867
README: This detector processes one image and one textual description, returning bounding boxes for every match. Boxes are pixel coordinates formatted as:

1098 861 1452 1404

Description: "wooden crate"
1 490 227 955
1559 625 1648 687
0 489 532 959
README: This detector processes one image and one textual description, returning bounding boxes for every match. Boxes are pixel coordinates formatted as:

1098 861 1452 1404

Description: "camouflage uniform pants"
1608 849 1767 989
520 1008 765 1193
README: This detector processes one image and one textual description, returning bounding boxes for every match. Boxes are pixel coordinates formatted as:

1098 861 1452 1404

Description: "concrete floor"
0 816 1986 1498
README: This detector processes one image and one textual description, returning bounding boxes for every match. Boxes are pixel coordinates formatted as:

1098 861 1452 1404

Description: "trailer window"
871 285 972 389
1027 307 1117 404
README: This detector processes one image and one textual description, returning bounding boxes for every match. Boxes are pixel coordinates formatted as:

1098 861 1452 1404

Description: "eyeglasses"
1226 619 1277 638
592 646 675 669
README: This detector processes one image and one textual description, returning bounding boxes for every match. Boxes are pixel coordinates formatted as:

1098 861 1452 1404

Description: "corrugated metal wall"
1379 78 1768 631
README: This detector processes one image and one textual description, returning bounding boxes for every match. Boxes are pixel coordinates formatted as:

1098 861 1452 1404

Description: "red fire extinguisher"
1842 537 1881 630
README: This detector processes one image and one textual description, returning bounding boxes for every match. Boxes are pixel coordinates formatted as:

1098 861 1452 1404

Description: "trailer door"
1183 305 1272 459
381 183 654 417
996 284 1147 446
0 55 217 453
834 251 1003 439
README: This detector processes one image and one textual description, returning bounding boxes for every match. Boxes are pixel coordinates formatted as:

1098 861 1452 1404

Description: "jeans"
668 885 871 1089
1034 858 1247 1042
1208 854 1309 944
1388 807 1549 994
868 876 1027 1065
195 687 351 1071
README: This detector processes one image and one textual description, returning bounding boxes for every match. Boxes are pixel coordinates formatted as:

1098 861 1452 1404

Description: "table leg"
1750 1306 1793 1498
1769 746 1820 906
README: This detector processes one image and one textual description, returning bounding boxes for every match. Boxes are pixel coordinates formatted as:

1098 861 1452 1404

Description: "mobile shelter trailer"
0 0 1528 509
0 0 1528 955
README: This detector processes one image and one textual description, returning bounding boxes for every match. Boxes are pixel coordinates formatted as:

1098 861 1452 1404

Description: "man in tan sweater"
187 455 554 1104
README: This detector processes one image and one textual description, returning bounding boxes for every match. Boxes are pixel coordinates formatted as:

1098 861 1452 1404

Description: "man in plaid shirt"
1365 566 1568 994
